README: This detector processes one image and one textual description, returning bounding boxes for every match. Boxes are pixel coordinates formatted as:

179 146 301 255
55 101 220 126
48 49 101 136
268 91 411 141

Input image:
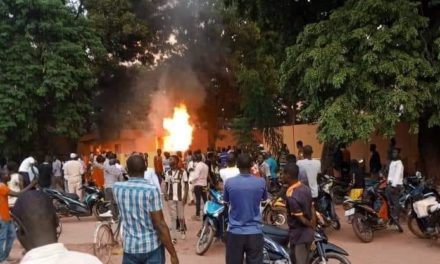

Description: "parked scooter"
43 185 109 221
262 224 351 264
316 175 341 230
262 194 288 229
343 179 403 243
405 173 440 239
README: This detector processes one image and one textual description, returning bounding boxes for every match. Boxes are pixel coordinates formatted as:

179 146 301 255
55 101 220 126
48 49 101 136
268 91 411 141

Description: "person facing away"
386 148 404 227
219 153 240 184
101 153 123 220
190 151 208 221
18 156 37 188
38 155 53 189
154 149 164 182
91 155 105 189
283 163 316 264
369 144 382 177
296 141 304 160
224 153 268 264
349 159 365 200
296 145 321 200
63 153 84 200
278 143 290 168
164 155 189 244
52 156 63 191
113 154 179 264
219 148 228 168
12 190 101 264
144 154 161 192
265 152 279 187
163 152 171 175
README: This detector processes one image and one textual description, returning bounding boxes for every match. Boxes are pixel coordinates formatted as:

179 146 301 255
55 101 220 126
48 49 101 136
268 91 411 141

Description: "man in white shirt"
143 154 161 191
191 151 209 221
52 156 63 190
12 191 102 264
386 148 404 228
296 145 321 200
219 153 240 184
63 153 84 200
18 156 36 188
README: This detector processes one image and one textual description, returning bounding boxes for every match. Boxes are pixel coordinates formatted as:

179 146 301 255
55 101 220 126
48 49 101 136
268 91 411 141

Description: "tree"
0 0 105 156
280 0 440 177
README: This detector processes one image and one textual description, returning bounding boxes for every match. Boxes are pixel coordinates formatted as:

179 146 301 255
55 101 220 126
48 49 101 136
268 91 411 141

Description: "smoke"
148 63 206 137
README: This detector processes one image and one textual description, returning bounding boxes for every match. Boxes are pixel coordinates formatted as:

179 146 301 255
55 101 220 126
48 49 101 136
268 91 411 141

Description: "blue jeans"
0 220 16 261
123 245 165 264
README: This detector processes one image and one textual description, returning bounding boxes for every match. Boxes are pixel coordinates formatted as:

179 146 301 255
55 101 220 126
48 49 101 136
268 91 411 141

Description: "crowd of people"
0 137 406 264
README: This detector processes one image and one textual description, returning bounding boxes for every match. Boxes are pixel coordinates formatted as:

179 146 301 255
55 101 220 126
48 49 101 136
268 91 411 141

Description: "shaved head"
12 190 58 251
127 154 147 177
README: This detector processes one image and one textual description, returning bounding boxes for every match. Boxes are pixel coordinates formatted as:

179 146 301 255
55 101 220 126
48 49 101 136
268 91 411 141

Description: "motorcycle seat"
262 225 289 247
65 193 80 201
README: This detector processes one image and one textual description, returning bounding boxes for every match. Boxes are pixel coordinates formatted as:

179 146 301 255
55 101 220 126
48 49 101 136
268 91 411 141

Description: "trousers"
105 187 119 220
167 200 185 239
194 186 207 217
123 245 165 264
0 221 16 261
290 243 311 264
226 233 264 264
67 178 82 200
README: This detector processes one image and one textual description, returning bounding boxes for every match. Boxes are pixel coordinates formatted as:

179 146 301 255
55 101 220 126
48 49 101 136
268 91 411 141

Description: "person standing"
279 143 290 168
296 145 321 201
369 144 382 178
91 155 105 189
154 149 164 183
164 156 189 244
52 156 64 190
257 153 271 184
163 152 171 174
113 154 179 264
265 152 278 188
296 141 304 160
224 153 267 264
191 151 208 221
0 173 37 263
18 156 37 188
386 148 404 229
63 153 84 200
186 152 196 205
219 148 228 168
144 154 162 192
283 163 316 264
38 155 53 189
102 154 123 220
219 153 240 184
6 161 22 208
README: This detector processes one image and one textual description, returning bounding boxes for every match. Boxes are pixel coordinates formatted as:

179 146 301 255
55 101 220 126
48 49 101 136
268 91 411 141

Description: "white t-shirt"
219 167 240 183
388 160 404 187
63 160 84 182
8 173 21 207
18 157 36 173
21 243 102 264
297 159 321 198
144 168 161 191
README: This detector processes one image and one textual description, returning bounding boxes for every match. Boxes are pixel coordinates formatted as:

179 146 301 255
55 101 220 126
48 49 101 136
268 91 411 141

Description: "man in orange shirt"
154 149 164 183
0 172 37 262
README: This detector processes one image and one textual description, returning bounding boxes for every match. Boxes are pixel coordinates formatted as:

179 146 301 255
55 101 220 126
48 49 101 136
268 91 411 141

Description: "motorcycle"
343 179 403 243
398 172 425 218
262 224 351 264
405 174 440 239
43 185 109 221
262 194 288 229
316 175 341 230
196 189 228 255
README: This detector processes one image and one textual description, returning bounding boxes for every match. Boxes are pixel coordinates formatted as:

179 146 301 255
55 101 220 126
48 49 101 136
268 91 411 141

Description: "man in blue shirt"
113 154 178 264
224 153 268 264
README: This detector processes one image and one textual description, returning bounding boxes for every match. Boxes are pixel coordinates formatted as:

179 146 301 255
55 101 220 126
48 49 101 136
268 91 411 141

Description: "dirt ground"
8 205 440 264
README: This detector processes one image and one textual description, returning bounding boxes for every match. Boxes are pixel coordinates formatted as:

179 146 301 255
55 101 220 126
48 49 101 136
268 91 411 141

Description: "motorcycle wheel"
331 219 341 230
352 213 374 243
332 186 346 205
266 207 288 229
407 214 429 239
196 222 215 255
93 201 110 221
311 252 351 264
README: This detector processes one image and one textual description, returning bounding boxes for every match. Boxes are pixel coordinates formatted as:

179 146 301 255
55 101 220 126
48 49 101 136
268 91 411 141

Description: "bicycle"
93 219 122 264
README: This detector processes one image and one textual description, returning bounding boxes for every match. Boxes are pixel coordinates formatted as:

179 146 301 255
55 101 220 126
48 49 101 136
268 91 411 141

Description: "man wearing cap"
63 153 84 200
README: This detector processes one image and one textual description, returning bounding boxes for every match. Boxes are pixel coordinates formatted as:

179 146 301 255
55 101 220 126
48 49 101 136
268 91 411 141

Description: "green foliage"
0 0 105 155
280 0 437 144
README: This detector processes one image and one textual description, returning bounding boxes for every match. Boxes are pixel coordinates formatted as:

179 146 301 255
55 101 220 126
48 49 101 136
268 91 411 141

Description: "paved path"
9 205 440 263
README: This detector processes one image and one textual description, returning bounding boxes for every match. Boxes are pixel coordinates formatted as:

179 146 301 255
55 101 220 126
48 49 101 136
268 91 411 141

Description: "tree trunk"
418 119 440 184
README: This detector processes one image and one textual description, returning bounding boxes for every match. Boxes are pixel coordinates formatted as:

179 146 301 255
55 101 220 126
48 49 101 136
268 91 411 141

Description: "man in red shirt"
0 172 36 262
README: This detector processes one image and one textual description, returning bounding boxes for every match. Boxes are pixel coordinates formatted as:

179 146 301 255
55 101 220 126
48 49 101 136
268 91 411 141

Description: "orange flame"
163 104 193 152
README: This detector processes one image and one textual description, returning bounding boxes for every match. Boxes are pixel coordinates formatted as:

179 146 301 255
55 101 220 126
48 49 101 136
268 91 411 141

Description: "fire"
163 104 194 152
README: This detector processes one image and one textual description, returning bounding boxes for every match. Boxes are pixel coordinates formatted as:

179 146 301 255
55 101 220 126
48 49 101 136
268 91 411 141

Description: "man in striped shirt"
113 154 178 264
